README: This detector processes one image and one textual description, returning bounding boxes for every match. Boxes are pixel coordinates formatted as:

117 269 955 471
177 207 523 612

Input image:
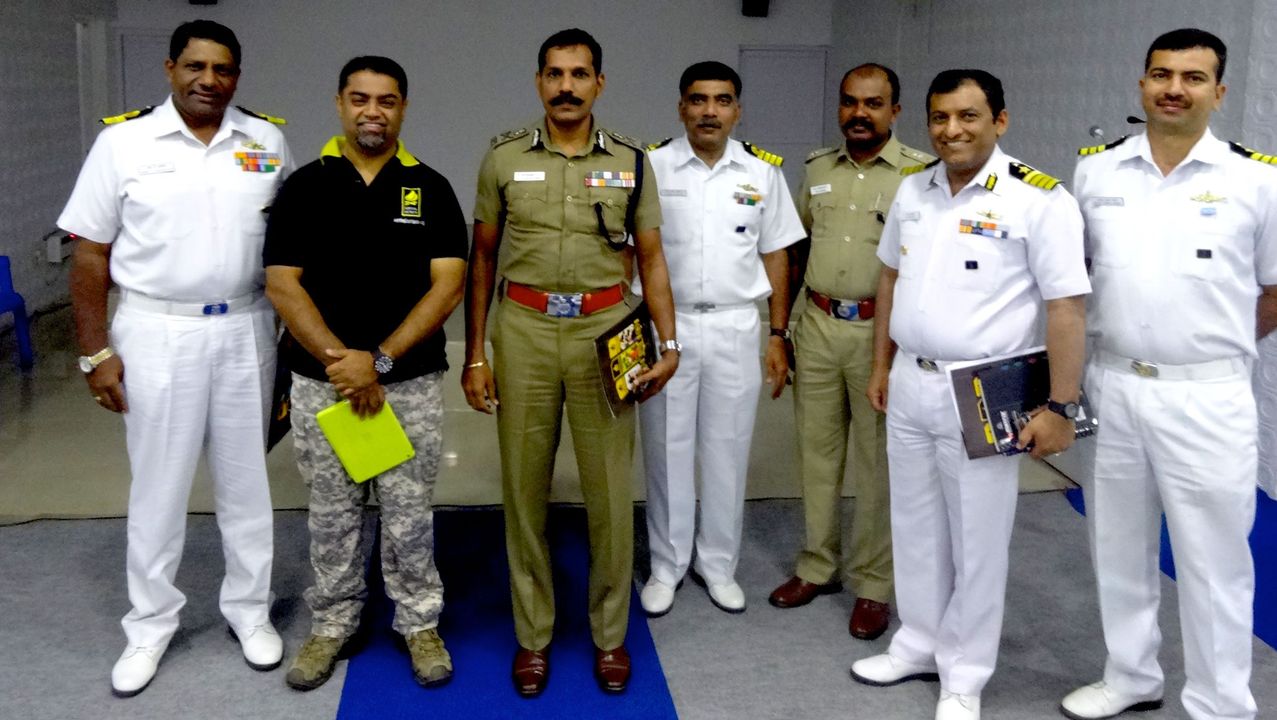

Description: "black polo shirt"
263 137 467 384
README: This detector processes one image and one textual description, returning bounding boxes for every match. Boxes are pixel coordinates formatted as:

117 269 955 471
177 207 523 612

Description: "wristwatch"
658 338 683 355
1046 399 1080 419
371 349 394 376
769 327 792 341
78 346 115 374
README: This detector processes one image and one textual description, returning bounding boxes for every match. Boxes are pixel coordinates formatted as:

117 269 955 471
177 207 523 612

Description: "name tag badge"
1090 196 1124 208
659 188 688 197
137 162 175 176
810 183 832 196
513 171 545 182
899 210 921 222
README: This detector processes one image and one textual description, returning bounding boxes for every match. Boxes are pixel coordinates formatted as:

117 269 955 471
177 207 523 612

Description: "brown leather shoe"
594 644 631 694
512 647 549 697
768 576 842 608
849 598 891 640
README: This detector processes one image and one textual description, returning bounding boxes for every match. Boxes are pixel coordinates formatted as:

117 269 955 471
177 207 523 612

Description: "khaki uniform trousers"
493 298 635 651
792 303 892 602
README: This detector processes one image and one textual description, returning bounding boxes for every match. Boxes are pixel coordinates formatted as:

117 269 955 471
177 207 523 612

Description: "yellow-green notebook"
314 399 415 483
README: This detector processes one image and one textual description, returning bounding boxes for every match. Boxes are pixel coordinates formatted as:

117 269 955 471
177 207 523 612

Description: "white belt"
901 351 959 374
120 289 264 317
676 301 756 314
1094 349 1247 380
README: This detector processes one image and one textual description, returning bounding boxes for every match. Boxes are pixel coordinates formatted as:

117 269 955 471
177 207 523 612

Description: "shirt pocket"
1086 217 1135 270
943 233 1003 292
588 185 631 238
1171 225 1238 283
896 225 925 279
507 179 550 227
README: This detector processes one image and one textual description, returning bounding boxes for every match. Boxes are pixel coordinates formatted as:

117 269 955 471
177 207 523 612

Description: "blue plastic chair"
0 255 34 369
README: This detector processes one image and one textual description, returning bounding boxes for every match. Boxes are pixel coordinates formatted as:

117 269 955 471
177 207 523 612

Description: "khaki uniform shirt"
474 118 662 292
798 134 933 300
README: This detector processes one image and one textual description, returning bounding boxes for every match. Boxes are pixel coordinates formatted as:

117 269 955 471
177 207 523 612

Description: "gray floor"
1 495 1274 720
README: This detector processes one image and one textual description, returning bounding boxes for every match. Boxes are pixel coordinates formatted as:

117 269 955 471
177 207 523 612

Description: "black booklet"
946 347 1097 459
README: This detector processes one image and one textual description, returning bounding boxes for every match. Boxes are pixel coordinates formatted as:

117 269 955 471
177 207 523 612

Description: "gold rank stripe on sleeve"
99 106 155 125
1077 135 1129 156
1229 141 1277 165
489 127 529 148
805 145 838 163
1009 162 1061 190
743 141 783 166
646 138 673 152
236 106 287 125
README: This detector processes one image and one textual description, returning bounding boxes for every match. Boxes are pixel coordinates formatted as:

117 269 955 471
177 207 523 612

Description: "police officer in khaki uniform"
769 64 933 641
462 28 679 697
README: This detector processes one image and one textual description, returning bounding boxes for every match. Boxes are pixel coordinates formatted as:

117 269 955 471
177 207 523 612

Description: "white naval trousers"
1255 332 1277 501
110 295 277 648
1083 361 1257 720
883 353 1020 697
639 305 763 586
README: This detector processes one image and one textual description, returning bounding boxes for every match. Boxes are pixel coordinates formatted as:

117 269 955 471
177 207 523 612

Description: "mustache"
841 119 873 131
696 120 722 129
550 93 584 107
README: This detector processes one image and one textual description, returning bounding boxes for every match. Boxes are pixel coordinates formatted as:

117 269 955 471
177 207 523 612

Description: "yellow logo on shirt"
976 209 1002 221
401 187 421 217
1189 191 1226 204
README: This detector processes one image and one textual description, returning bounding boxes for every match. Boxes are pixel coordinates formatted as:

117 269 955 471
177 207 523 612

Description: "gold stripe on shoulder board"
1009 162 1060 190
1077 136 1128 156
237 106 287 124
99 106 155 125
1229 141 1277 165
743 142 783 167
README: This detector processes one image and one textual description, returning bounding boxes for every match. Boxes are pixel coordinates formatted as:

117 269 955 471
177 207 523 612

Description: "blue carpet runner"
1067 487 1276 650
335 506 679 719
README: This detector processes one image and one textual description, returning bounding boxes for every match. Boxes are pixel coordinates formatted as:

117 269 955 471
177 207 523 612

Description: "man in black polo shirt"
263 56 467 691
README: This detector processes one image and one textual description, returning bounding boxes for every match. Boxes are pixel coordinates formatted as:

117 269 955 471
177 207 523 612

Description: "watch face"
373 353 394 374
1064 403 1080 419
78 356 94 373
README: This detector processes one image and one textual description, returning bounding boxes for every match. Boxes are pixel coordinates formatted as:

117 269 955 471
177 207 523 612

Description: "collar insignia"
1189 191 1226 204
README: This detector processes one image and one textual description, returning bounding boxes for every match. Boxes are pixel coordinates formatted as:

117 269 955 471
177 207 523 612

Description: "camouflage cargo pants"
290 372 445 639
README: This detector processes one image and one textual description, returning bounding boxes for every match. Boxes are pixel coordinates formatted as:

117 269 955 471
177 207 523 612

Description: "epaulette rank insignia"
805 145 838 163
237 106 286 125
1077 136 1129 156
646 138 673 152
744 142 783 166
901 159 939 177
99 106 155 125
490 127 530 148
605 130 644 150
1009 162 1061 190
1229 142 1277 165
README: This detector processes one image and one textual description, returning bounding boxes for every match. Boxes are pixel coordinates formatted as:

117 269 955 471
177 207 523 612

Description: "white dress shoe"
640 577 677 617
936 690 980 720
230 623 283 671
1060 681 1163 720
111 641 168 697
707 581 746 614
850 652 939 687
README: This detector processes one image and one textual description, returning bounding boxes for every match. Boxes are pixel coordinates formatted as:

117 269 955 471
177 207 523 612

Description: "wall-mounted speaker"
742 0 769 18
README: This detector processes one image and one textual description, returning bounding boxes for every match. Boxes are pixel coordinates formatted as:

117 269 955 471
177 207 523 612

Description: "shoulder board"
901 159 939 177
1229 142 1277 166
1077 135 1128 156
646 138 673 152
899 146 933 164
99 106 155 125
805 145 839 163
743 142 783 166
489 127 530 148
237 106 286 125
604 129 644 150
1009 161 1061 190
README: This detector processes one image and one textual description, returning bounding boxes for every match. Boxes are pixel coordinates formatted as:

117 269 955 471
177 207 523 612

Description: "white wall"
113 0 835 218
0 0 116 318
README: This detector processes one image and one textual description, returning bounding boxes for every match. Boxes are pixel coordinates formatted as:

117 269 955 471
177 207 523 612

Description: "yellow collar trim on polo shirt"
319 136 420 166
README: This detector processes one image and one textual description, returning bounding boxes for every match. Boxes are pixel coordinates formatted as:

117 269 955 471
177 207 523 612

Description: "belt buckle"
916 357 939 372
202 302 229 316
830 299 859 321
545 292 583 317
1130 359 1159 378
692 302 716 312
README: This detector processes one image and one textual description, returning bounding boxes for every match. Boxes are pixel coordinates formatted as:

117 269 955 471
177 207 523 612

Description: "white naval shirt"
1074 130 1277 364
878 146 1090 361
58 96 294 302
639 136 804 305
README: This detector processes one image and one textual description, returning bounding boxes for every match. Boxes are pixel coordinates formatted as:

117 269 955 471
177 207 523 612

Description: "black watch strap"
770 327 791 341
1046 399 1079 419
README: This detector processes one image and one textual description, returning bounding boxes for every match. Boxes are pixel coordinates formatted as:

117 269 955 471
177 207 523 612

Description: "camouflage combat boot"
407 628 452 687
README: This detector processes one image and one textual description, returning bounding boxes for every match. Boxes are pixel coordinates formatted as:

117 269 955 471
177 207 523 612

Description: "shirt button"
566 194 573 201
849 204 857 211
857 173 865 180
843 236 851 242
568 162 575 168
